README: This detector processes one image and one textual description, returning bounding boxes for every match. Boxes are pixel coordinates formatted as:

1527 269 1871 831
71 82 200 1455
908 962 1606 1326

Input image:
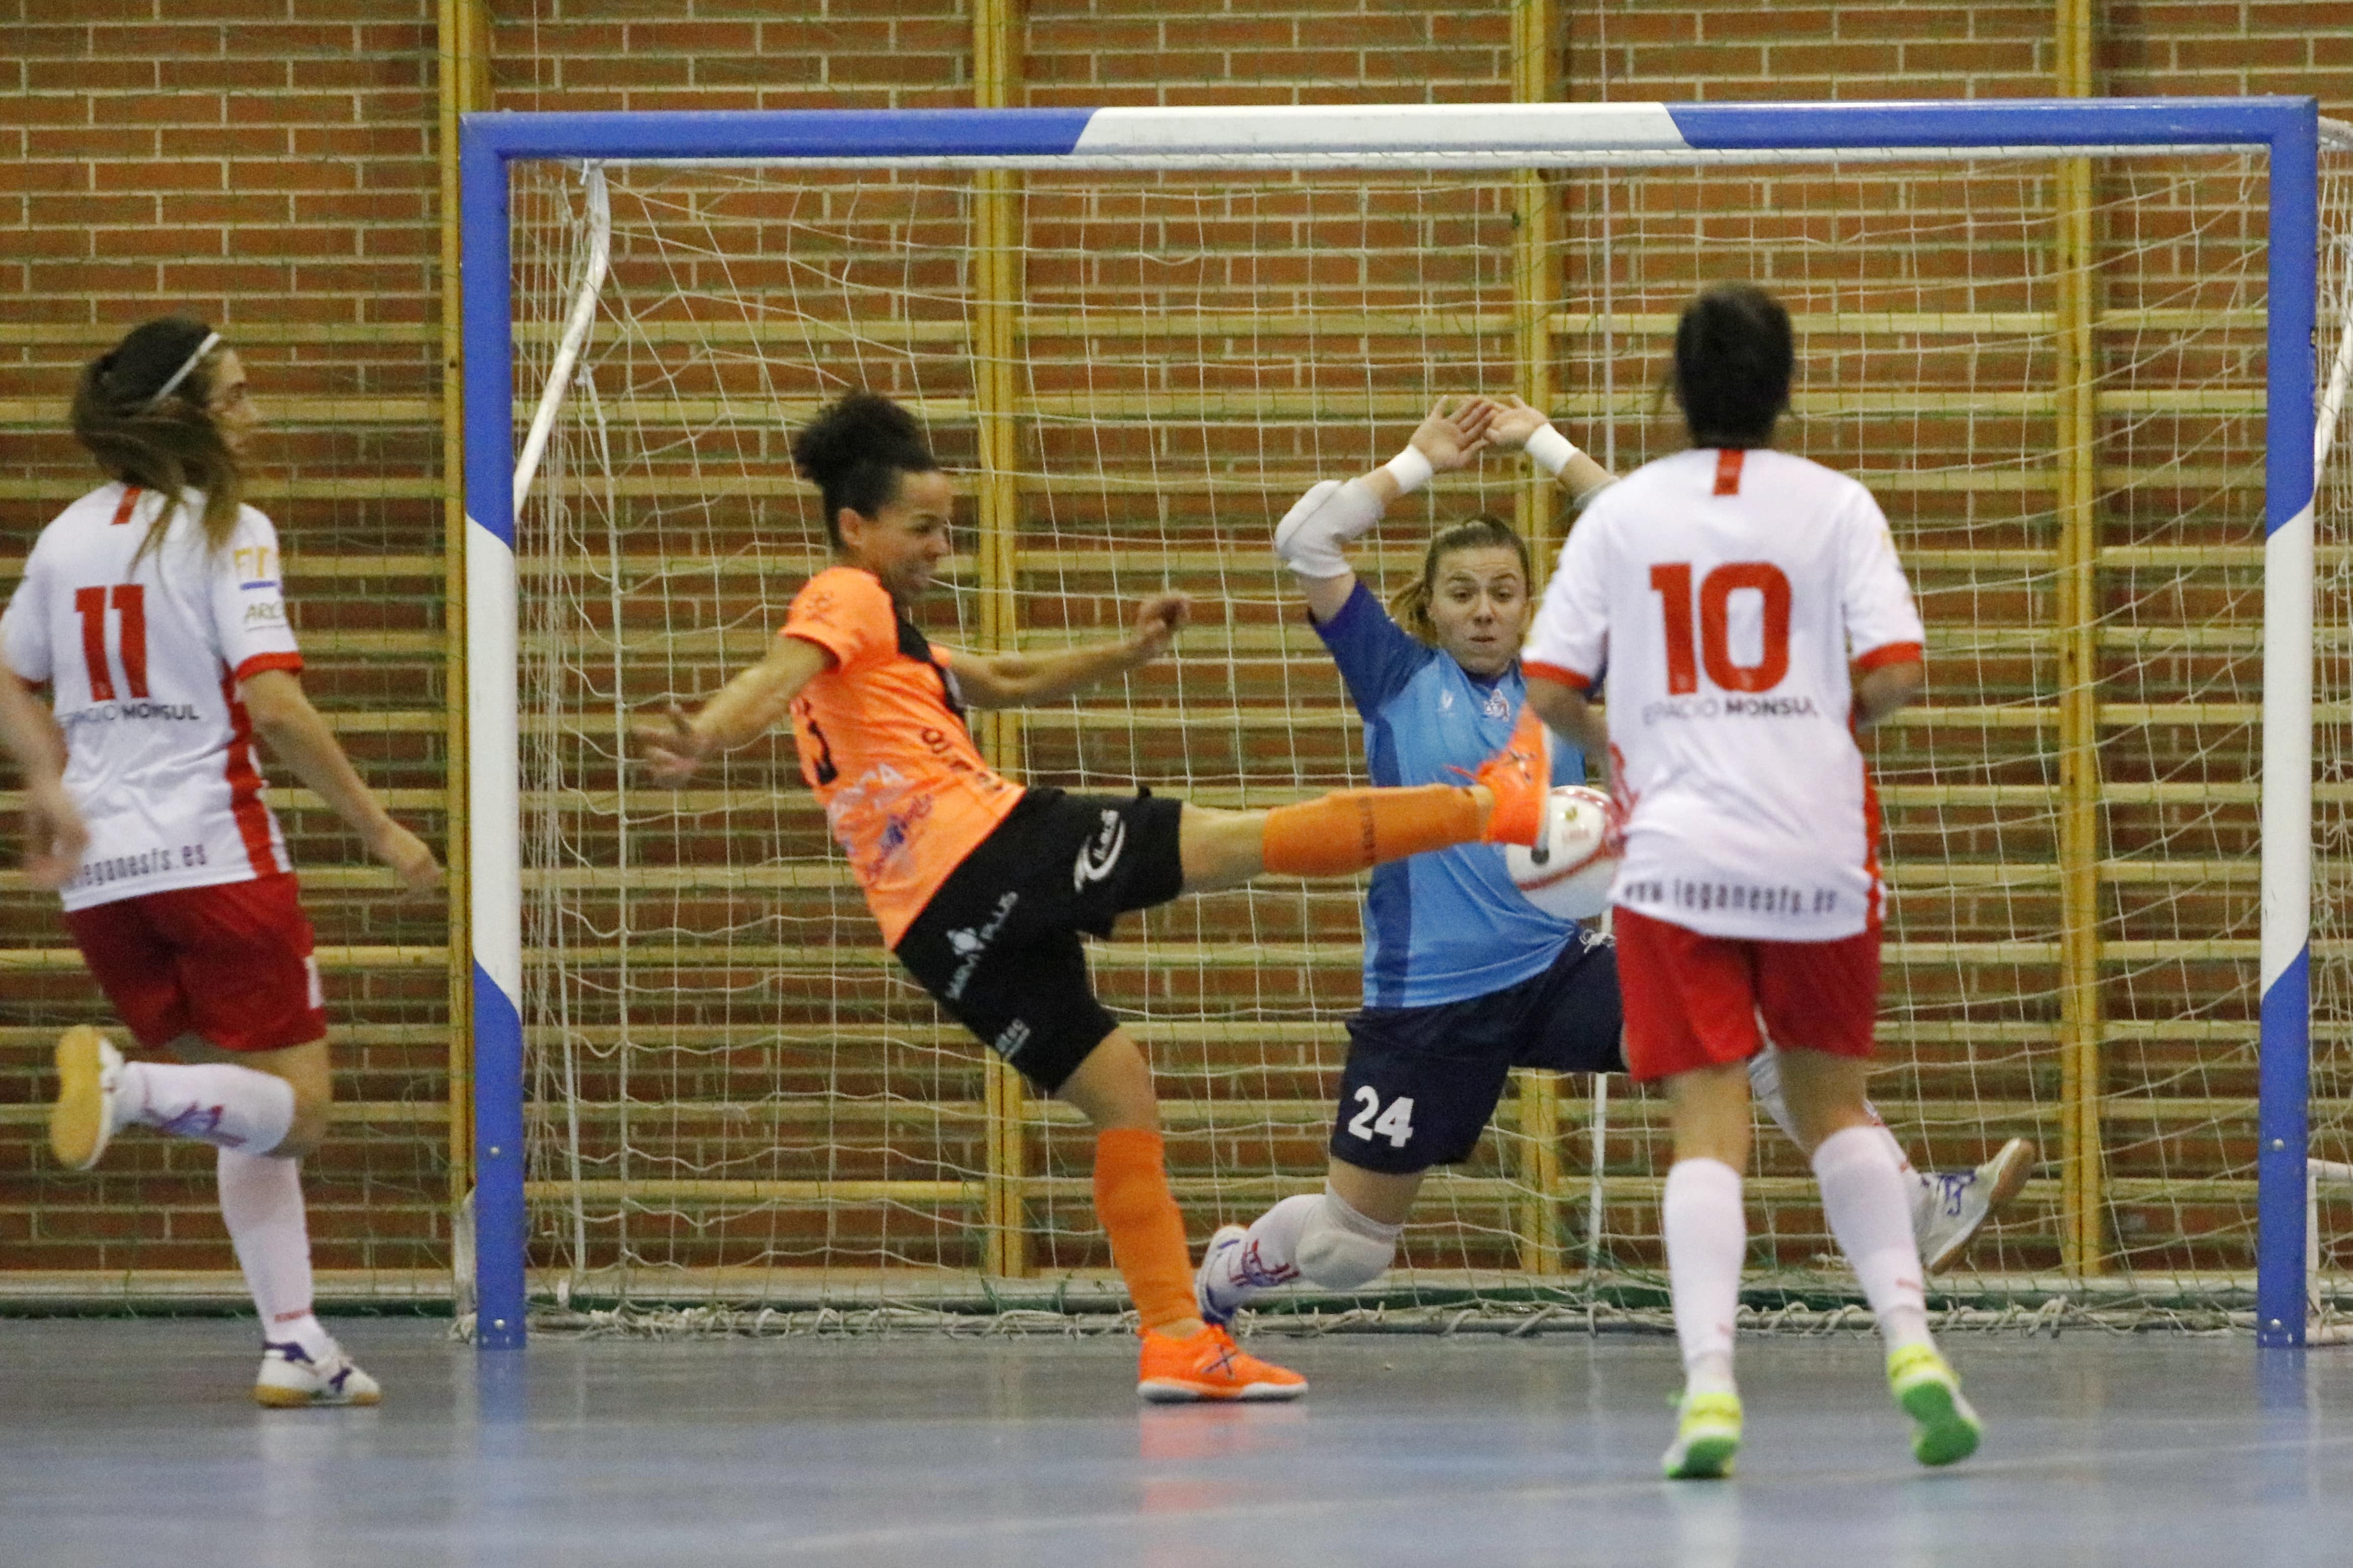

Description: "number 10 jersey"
1522 447 1925 943
2 483 302 911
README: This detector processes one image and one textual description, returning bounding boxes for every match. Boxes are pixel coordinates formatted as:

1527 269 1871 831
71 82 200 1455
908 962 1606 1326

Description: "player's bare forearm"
638 634 831 786
960 594 1190 708
0 671 65 781
1556 449 1618 505
239 669 442 892
1524 675 1608 757
0 673 87 889
1854 659 1924 728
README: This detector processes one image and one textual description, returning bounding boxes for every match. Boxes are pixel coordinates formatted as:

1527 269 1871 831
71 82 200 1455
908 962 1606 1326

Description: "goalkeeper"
637 389 1548 1404
1194 396 2032 1334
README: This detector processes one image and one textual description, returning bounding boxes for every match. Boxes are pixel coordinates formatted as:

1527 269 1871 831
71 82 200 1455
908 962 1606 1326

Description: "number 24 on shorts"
1346 1087 1415 1149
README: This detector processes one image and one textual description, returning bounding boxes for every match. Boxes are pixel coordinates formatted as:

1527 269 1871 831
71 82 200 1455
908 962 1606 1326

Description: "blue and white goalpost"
461 97 2328 1350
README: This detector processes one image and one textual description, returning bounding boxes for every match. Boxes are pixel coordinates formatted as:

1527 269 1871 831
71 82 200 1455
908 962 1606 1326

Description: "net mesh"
506 140 2346 1332
2309 125 2353 1337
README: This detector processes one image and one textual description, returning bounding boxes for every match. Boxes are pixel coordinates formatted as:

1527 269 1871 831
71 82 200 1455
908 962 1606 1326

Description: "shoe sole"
1896 1376 1980 1467
49 1026 111 1171
1137 1378 1306 1404
1663 1427 1740 1480
253 1384 382 1409
1921 1138 2038 1273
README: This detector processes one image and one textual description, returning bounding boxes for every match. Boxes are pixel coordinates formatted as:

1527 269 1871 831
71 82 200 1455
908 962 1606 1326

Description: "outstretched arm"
954 594 1190 709
1485 396 1618 505
1275 397 1498 623
239 668 442 893
636 632 832 784
0 673 85 890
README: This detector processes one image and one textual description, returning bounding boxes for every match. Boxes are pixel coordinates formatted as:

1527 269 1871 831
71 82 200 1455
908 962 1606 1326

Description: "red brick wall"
2 2 450 1289
2 1 2346 1292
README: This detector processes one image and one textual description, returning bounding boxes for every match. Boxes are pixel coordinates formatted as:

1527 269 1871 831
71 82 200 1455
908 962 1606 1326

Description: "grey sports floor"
1 1319 2346 1567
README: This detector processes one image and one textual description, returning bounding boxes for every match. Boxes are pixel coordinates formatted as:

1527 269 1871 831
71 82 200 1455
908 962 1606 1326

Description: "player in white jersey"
1521 285 1983 1477
9 316 441 1407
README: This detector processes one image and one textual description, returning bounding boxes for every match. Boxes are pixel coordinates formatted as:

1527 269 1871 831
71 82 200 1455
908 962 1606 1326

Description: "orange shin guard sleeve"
1092 1128 1199 1334
1260 785 1484 877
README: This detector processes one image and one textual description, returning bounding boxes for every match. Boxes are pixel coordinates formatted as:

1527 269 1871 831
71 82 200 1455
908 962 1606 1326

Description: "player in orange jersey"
639 389 1547 1402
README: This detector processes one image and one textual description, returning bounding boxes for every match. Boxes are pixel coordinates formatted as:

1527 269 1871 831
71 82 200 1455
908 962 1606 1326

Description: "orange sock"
1092 1127 1200 1335
1260 785 1485 877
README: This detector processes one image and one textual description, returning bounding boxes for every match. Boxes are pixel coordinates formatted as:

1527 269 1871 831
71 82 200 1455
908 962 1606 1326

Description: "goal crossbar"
459 95 2325 1351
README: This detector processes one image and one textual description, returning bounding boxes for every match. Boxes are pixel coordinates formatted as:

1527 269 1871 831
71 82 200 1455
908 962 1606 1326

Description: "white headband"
143 331 222 411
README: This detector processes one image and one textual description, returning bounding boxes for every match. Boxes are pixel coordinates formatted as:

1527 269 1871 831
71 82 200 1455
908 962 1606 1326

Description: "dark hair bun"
791 390 941 546
791 390 932 491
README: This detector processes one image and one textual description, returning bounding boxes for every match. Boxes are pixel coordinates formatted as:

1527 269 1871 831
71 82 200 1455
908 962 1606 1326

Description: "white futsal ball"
1505 785 1619 921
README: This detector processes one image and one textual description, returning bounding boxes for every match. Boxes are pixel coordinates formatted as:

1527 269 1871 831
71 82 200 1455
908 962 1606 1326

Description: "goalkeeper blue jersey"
1312 582 1588 1010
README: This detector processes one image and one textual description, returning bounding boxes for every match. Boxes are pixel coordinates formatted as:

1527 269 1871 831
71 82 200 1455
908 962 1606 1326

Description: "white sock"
217 1147 329 1355
1207 1192 1323 1307
1812 1125 1934 1354
119 1059 294 1154
1662 1158 1745 1396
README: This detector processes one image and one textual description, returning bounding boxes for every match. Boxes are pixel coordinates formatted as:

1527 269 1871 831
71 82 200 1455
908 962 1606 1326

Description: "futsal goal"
457 98 2353 1349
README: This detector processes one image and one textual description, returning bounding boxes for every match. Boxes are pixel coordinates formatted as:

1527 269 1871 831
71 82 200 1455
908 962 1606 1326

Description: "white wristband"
1524 423 1579 478
1382 443 1435 496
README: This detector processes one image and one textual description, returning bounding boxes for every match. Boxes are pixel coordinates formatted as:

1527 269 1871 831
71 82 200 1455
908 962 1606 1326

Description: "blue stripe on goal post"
457 95 2322 1351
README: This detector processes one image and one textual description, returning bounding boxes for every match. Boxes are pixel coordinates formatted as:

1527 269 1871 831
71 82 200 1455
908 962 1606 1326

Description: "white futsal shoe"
1914 1138 2038 1273
49 1026 130 1172
254 1339 382 1408
1195 1223 1250 1327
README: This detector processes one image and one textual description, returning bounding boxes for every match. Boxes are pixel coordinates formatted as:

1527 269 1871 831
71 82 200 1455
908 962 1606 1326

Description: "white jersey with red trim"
1 483 303 911
1522 446 1925 942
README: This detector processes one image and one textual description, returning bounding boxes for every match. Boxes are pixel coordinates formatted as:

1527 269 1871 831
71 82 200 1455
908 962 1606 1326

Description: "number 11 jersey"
1 482 302 911
1522 447 1924 943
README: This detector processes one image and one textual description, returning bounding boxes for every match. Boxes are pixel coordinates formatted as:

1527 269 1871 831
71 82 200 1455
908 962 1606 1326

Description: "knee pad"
1293 1195 1399 1291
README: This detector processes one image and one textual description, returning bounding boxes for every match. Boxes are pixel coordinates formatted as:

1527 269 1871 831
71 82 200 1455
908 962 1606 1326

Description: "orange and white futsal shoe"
1137 1325 1306 1403
1470 706 1550 847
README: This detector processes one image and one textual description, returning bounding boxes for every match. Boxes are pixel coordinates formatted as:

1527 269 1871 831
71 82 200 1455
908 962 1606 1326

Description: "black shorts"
895 787 1187 1093
1331 929 1625 1175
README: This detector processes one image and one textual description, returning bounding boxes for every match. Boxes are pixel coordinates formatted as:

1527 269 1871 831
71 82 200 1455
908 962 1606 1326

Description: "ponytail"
70 315 244 557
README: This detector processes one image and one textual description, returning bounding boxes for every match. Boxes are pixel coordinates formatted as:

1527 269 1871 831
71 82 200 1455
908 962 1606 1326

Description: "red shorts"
1612 904 1880 1083
64 874 327 1054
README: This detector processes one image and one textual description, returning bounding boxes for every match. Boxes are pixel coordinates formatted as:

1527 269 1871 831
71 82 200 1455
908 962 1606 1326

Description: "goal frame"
457 95 2323 1351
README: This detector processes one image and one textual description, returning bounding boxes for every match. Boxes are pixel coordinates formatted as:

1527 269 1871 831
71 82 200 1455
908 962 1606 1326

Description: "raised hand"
1408 396 1498 473
1484 395 1551 453
635 702 713 785
1131 593 1193 662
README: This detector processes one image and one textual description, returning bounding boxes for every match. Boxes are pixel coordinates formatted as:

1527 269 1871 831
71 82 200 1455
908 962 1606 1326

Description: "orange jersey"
781 566 1023 946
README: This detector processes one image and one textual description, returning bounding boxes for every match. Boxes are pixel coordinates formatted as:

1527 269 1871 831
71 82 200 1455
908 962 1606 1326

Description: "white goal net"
504 131 2352 1331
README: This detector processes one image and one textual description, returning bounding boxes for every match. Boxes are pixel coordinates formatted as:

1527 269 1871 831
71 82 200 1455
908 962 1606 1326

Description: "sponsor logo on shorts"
994 1019 1032 1059
1072 808 1126 890
942 890 1019 1001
